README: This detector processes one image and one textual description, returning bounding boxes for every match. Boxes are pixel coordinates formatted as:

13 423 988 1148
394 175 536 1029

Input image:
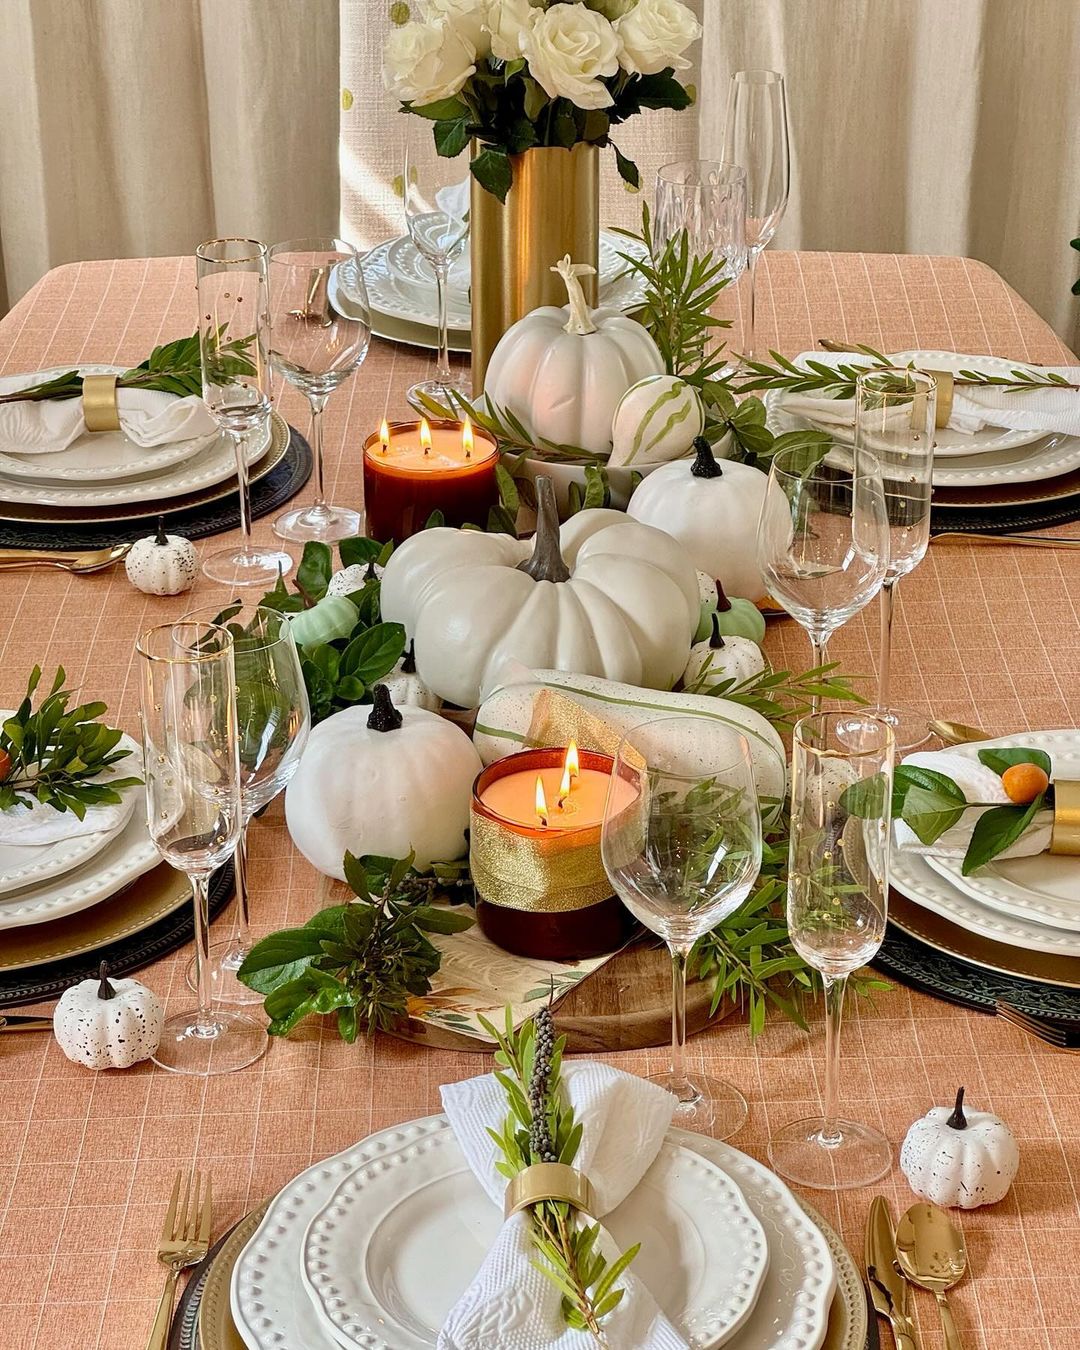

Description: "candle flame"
379 418 390 453
420 418 431 456
557 741 578 808
535 775 549 827
463 414 473 459
566 739 579 780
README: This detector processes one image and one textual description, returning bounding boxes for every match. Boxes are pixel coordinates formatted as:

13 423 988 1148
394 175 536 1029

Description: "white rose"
486 0 537 62
422 0 491 57
614 0 701 76
523 5 620 110
383 18 478 106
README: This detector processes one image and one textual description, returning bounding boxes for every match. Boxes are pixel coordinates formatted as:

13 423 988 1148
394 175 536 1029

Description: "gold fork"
145 1168 212 1350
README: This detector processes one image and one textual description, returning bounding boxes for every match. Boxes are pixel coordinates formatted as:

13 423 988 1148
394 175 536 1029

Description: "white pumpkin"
683 616 766 690
124 519 197 596
380 478 699 709
327 560 382 596
609 375 704 468
53 962 163 1069
482 255 664 455
381 642 440 711
900 1087 1020 1209
284 686 481 877
627 437 770 601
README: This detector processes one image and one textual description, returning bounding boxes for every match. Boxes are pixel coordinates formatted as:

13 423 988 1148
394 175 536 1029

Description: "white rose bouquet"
383 0 701 201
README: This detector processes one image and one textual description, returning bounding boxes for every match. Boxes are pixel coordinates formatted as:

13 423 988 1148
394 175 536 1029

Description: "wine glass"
853 367 937 751
602 717 763 1138
721 70 790 363
136 621 267 1075
768 711 895 1189
181 604 310 1004
268 237 371 543
654 159 748 280
196 238 293 586
403 123 471 413
756 444 891 705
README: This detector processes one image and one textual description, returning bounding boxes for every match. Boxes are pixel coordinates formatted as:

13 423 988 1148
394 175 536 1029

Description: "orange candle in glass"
363 415 499 544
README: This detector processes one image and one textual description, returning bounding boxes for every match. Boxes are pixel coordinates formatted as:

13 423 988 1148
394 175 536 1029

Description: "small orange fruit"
0 748 10 782
1001 762 1049 804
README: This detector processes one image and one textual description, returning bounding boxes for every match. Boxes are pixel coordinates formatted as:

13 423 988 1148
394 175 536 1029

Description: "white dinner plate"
0 366 219 482
232 1117 838 1350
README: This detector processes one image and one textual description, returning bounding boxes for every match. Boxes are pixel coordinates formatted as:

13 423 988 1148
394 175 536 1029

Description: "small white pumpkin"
609 375 704 468
627 436 770 601
53 962 163 1069
327 559 382 596
124 518 197 596
381 642 440 711
482 255 664 455
683 614 766 689
900 1087 1020 1209
285 685 481 877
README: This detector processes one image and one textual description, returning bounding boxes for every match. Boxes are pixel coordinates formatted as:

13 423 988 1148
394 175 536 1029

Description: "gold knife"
866 1196 921 1349
0 1014 53 1032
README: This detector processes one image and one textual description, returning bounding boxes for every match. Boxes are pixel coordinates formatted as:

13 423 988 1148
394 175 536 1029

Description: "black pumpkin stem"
367 683 403 732
97 960 117 1000
365 558 379 581
401 640 417 674
946 1086 968 1130
714 579 732 613
709 612 726 650
517 476 571 583
154 516 169 547
690 435 724 480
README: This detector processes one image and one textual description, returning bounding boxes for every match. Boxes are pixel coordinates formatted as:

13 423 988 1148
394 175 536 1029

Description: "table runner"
0 253 1077 1350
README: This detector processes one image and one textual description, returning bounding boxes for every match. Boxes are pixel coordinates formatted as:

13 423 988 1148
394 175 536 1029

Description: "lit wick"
462 414 473 460
535 775 549 828
379 417 390 454
557 740 579 808
420 417 432 456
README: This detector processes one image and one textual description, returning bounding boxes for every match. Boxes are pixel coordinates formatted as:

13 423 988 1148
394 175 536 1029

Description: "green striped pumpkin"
609 375 704 468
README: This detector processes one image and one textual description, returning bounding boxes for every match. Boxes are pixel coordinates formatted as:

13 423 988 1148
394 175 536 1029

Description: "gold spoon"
927 718 991 746
0 542 132 574
895 1202 968 1350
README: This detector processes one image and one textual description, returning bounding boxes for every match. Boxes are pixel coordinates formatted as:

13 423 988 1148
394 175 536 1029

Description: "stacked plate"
229 1115 869 1349
364 230 651 352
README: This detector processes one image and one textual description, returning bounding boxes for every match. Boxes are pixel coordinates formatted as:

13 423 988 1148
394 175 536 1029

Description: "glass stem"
231 822 251 958
230 428 253 544
434 260 452 387
307 392 330 512
191 873 215 1034
878 576 898 710
743 248 759 364
810 634 830 715
670 944 692 1099
820 973 847 1145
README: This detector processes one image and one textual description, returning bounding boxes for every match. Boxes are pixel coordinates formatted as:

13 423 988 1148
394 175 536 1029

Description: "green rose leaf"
434 116 470 158
612 143 640 189
471 146 513 202
407 96 469 121
962 793 1047 875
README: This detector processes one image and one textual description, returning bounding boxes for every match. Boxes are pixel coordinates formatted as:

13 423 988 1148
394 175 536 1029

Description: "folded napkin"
781 351 1080 439
438 1061 688 1350
0 785 136 847
0 388 217 455
894 749 1053 859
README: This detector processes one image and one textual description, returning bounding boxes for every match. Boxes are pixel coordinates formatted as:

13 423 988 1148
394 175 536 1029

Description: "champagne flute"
757 445 890 703
269 237 371 543
768 711 895 1189
136 621 266 1075
854 367 937 751
602 717 762 1138
196 238 293 586
181 604 310 1004
722 70 790 362
403 123 471 413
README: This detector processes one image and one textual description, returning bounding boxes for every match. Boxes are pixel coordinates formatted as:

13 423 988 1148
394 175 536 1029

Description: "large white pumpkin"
627 436 770 601
380 479 699 709
482 255 663 455
284 688 482 876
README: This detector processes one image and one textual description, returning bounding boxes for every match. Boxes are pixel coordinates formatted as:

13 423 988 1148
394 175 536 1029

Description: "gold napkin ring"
82 373 120 432
926 368 954 429
1049 779 1080 855
504 1163 596 1219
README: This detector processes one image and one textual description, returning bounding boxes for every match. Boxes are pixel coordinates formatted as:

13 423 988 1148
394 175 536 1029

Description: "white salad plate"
232 1117 838 1350
0 366 219 482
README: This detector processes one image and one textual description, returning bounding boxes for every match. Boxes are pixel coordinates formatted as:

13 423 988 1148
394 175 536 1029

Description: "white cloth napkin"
894 749 1052 859
0 788 135 846
0 388 217 455
438 1061 688 1350
780 351 1080 439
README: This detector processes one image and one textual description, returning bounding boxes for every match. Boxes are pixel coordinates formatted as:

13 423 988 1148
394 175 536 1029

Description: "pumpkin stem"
516 477 571 583
365 559 378 581
154 515 169 546
551 255 598 337
715 579 732 613
709 612 726 650
401 640 417 674
947 1086 968 1129
367 683 403 732
690 436 724 479
97 960 117 1000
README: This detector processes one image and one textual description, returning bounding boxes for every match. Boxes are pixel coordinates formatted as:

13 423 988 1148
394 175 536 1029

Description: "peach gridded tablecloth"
1 254 1078 1350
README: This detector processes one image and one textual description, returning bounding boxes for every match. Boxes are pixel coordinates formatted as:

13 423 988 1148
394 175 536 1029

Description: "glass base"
151 1007 268 1076
201 544 293 587
406 377 472 416
864 704 933 754
273 502 364 544
185 938 264 1005
649 1070 748 1140
768 1116 892 1190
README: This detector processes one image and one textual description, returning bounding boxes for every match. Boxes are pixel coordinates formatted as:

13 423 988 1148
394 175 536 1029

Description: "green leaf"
295 541 333 601
582 110 610 141
407 96 469 121
612 143 640 189
410 905 475 935
901 784 968 845
962 794 1046 875
338 535 383 568
470 146 513 203
342 851 372 902
522 77 548 123
839 772 889 819
977 747 1053 778
494 462 520 515
434 116 470 158
340 622 406 684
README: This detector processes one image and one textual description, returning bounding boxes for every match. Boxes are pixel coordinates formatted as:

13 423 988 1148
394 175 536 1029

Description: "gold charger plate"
932 464 1080 509
0 412 288 525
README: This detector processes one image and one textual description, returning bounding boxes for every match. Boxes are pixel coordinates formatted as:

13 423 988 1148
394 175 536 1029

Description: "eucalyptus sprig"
0 666 142 818
688 661 869 732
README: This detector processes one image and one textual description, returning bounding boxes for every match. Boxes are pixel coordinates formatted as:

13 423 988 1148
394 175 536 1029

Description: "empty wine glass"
654 159 748 282
269 237 371 543
757 445 890 705
196 238 293 586
403 123 471 413
768 711 895 1189
136 621 266 1075
722 70 790 362
853 367 937 751
181 603 310 1004
602 717 763 1138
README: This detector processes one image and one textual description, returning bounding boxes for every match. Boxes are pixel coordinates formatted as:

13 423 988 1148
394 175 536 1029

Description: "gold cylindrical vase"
470 142 600 391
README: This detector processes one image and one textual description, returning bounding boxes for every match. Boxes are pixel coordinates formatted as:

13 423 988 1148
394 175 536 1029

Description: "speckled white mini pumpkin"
381 642 440 711
125 519 197 596
900 1087 1020 1209
53 963 163 1069
327 560 383 596
682 615 766 689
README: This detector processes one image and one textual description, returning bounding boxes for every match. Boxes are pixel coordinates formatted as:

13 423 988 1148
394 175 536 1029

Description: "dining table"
0 250 1078 1350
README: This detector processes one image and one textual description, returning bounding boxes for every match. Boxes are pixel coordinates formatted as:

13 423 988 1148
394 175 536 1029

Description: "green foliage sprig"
0 666 142 818
686 660 868 732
